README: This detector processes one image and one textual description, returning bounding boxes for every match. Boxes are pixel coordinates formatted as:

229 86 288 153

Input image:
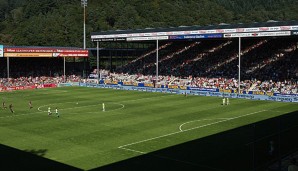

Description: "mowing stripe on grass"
37 102 102 112
0 112 41 118
0 94 174 119
120 94 176 103
38 102 125 113
118 110 267 152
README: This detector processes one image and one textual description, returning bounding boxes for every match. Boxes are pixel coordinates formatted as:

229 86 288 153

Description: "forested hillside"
0 0 297 47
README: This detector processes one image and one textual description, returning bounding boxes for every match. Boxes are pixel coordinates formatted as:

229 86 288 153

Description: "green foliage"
0 0 297 46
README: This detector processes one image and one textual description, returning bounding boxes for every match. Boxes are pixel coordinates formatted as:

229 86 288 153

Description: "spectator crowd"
0 37 297 95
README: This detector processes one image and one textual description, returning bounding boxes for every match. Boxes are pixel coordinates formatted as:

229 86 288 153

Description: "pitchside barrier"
0 83 57 92
57 82 298 103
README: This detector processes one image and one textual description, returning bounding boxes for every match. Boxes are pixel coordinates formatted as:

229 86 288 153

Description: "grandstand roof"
91 20 298 42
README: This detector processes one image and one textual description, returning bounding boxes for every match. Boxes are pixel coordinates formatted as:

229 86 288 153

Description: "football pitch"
1 87 298 170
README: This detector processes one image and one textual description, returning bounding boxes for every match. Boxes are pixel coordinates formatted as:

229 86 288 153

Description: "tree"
0 0 298 46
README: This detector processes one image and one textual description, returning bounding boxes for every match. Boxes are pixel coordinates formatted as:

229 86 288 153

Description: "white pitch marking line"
179 118 229 132
1 93 176 119
120 147 146 154
118 110 268 153
0 103 125 119
107 103 125 112
38 102 103 112
2 93 172 119
119 143 224 171
36 94 174 112
37 101 100 112
85 103 125 113
38 102 125 113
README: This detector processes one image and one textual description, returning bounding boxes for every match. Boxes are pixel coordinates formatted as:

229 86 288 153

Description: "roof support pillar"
238 37 241 94
156 39 159 85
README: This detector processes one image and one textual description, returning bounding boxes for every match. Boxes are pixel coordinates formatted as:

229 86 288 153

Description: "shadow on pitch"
90 110 298 171
1 111 297 171
0 144 82 171
24 149 47 157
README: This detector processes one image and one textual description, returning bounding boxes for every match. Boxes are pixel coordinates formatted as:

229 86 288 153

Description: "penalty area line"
179 118 230 132
118 110 267 153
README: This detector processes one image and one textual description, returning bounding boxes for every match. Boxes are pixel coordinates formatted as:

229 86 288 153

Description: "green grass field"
1 87 298 170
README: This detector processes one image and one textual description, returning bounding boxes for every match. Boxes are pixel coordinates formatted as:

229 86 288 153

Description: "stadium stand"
111 37 297 94
0 37 297 95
